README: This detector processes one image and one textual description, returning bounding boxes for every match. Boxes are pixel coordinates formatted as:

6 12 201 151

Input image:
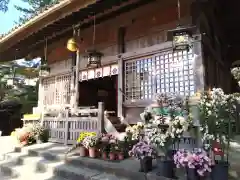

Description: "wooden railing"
43 102 105 145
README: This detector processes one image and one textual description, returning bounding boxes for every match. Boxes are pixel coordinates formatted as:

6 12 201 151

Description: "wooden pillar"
191 6 205 147
64 110 69 145
74 50 80 110
37 78 43 109
117 27 126 119
98 102 104 134
117 56 124 119
193 34 205 92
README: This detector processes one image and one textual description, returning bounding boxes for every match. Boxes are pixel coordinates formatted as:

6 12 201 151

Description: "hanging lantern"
7 79 14 86
167 26 195 52
86 49 103 68
67 38 79 52
25 53 34 61
39 64 50 77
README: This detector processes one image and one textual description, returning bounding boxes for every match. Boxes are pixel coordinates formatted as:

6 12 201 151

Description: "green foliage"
0 0 9 12
14 0 59 23
0 61 39 114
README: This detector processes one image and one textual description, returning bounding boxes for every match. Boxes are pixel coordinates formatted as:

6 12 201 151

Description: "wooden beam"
1 0 150 61
0 0 98 52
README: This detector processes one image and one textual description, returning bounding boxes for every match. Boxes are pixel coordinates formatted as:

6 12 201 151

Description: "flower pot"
156 158 175 178
117 152 124 160
211 160 229 180
36 139 42 144
139 156 152 173
109 153 115 160
79 146 87 157
166 149 176 159
186 168 201 180
102 151 108 160
89 148 96 158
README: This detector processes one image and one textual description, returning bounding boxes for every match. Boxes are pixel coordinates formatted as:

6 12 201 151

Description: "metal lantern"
67 38 79 52
39 64 50 77
7 79 14 86
86 49 103 68
167 26 195 52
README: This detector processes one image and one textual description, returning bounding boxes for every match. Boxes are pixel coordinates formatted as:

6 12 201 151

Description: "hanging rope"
73 25 76 36
177 0 181 21
93 14 96 46
44 38 48 63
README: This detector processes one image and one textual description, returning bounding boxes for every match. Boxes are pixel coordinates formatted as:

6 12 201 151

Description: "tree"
0 60 39 114
15 0 58 23
0 0 9 12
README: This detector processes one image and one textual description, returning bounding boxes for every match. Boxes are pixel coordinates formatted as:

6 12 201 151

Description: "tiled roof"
0 0 71 41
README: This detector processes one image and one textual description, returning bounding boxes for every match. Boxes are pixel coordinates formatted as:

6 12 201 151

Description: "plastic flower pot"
211 160 229 180
156 157 175 178
186 168 201 180
139 156 152 173
79 146 87 157
109 152 115 160
117 152 124 160
102 151 108 160
89 147 97 158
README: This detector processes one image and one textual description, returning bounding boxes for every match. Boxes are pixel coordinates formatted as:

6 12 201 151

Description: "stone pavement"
0 136 239 179
228 136 240 179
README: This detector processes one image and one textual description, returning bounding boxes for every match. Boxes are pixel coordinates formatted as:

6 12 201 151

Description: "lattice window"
56 75 71 105
42 74 71 106
43 77 55 105
124 49 194 101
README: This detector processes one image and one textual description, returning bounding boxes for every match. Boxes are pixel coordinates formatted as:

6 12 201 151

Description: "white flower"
164 117 171 124
207 110 212 115
117 133 127 141
137 122 144 127
125 126 132 133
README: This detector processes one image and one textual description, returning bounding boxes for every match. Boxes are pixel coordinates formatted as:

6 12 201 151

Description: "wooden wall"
194 1 232 93
45 0 194 124
47 0 193 71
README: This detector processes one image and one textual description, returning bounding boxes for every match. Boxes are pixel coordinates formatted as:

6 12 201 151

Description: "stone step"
0 152 132 180
7 143 171 180
27 148 169 180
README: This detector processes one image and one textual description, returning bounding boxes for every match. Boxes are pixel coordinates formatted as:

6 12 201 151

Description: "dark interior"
78 75 117 112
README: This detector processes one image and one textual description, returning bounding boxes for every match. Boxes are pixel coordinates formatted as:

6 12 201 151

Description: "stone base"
0 143 185 180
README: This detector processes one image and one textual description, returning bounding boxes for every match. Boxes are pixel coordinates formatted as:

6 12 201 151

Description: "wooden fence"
43 102 105 145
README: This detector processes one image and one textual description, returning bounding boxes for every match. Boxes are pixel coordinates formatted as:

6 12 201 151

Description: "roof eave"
0 0 73 44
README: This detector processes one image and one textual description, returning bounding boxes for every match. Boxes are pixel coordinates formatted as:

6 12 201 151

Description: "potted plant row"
65 132 133 161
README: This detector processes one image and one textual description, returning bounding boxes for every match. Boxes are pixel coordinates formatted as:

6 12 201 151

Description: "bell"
67 38 78 52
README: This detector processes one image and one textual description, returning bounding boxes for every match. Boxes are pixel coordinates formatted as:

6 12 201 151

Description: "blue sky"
0 0 40 65
0 0 29 34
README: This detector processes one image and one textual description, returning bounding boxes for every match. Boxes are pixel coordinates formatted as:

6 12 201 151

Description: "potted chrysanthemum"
82 135 99 158
129 141 157 173
174 148 212 180
100 133 110 159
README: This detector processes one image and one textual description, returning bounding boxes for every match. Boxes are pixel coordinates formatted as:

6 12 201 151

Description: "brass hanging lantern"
39 38 50 77
86 14 103 68
25 53 34 61
167 25 195 52
167 0 195 52
86 49 102 68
